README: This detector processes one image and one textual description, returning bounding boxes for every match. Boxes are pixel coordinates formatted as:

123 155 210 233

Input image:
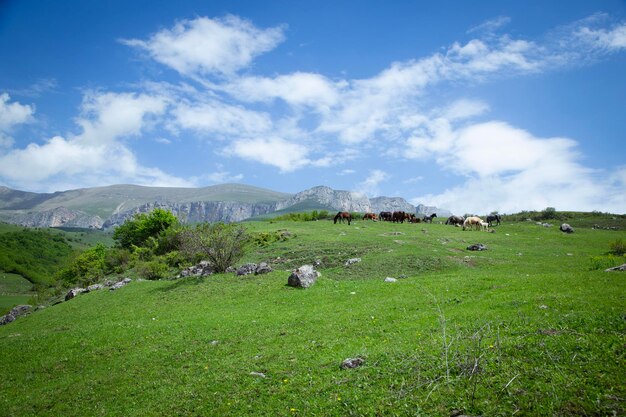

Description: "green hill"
0 217 625 416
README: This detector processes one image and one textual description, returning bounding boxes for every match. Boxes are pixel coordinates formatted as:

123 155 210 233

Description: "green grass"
0 272 34 315
0 218 625 416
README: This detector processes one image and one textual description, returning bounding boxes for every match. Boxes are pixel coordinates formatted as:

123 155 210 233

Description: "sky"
0 0 625 214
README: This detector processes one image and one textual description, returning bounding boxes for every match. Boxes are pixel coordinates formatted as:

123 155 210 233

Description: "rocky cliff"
416 204 452 218
370 197 415 213
10 207 104 228
274 186 372 212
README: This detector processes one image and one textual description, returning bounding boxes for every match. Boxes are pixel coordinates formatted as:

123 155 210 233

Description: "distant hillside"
0 184 451 228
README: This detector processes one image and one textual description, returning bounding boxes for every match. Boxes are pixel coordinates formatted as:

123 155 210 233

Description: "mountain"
0 184 450 228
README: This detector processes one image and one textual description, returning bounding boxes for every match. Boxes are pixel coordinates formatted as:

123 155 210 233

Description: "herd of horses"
334 211 502 230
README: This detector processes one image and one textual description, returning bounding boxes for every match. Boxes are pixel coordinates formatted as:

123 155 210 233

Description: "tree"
113 208 178 249
179 223 249 273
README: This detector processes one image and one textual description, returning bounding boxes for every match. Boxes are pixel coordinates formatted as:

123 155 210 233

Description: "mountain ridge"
0 184 451 228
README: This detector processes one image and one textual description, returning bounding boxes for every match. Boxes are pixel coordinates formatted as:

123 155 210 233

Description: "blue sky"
1 0 625 214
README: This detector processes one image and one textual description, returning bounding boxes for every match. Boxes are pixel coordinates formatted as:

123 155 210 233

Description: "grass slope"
0 219 624 416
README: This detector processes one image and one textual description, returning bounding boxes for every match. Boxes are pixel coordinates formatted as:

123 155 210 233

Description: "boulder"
65 288 87 301
109 278 131 291
255 262 272 275
340 357 365 369
466 243 487 251
87 284 104 292
287 265 320 288
605 263 626 272
560 223 574 233
236 263 258 276
180 261 213 277
344 258 361 266
0 305 32 325
384 277 397 283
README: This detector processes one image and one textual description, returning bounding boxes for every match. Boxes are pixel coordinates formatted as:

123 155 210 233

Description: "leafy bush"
136 260 170 280
609 238 625 256
104 248 132 274
251 230 294 246
113 208 178 249
56 243 107 286
272 210 331 222
589 254 626 270
178 223 249 272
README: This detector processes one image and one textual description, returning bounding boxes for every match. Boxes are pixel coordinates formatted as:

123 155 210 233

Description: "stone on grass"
180 261 213 277
109 278 131 291
560 223 574 233
255 262 272 275
0 305 31 326
605 263 626 272
87 284 104 292
287 265 320 288
236 263 258 276
344 258 361 266
340 357 365 369
65 288 87 301
384 277 397 283
466 243 487 251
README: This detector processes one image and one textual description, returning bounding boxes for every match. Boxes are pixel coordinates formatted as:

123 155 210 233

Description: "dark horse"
379 211 392 222
445 215 464 226
362 213 378 221
422 213 437 223
334 211 352 225
486 214 501 227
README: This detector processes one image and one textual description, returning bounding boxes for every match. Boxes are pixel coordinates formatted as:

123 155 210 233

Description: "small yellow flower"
337 396 342 401
290 408 297 413
283 379 289 383
489 344 494 349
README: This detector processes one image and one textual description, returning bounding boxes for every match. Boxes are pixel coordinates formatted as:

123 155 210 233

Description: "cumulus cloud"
121 15 285 76
227 137 311 172
0 93 35 149
356 169 390 197
172 100 272 137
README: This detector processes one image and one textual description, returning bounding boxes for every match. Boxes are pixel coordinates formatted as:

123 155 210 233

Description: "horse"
422 213 437 223
362 213 378 221
392 211 407 223
379 211 392 222
486 214 501 227
445 215 464 226
408 214 421 223
334 211 352 225
463 216 484 231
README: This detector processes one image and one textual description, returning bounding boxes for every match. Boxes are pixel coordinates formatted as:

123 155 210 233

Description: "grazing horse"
379 211 392 222
408 214 421 223
334 211 352 225
422 213 437 223
392 211 407 223
463 216 484 231
362 213 378 221
445 215 464 226
486 214 501 227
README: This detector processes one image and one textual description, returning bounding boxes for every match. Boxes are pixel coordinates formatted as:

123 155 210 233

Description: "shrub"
57 243 107 286
113 208 178 249
104 248 132 274
137 260 170 280
609 238 626 256
178 223 249 272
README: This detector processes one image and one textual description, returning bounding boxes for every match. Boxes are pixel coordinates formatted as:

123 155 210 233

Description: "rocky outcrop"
416 204 452 218
11 207 103 228
275 186 372 212
103 201 277 228
370 197 415 213
0 305 32 325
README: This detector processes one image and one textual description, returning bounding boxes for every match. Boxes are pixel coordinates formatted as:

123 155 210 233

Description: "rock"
466 243 487 251
542 223 552 227
384 277 397 283
0 305 32 325
344 258 361 266
109 278 131 291
287 265 320 288
65 288 87 301
236 263 258 276
605 263 626 272
250 371 266 378
103 279 116 287
560 223 574 233
87 284 104 292
180 261 213 277
340 357 365 369
255 262 272 275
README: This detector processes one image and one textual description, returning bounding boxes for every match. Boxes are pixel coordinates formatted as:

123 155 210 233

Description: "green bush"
113 208 178 249
178 223 249 272
56 243 107 286
609 238 625 256
136 260 170 280
104 248 132 274
589 254 626 270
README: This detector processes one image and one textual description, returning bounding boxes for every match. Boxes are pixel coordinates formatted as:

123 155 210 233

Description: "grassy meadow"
0 216 624 416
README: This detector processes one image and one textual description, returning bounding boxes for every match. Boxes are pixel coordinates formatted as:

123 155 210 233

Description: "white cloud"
467 16 512 34
224 72 341 110
356 169 390 196
228 137 311 172
576 23 626 50
0 93 34 132
122 15 285 76
75 91 167 145
172 100 272 137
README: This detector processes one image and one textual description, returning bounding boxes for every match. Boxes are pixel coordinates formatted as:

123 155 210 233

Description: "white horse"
463 216 484 231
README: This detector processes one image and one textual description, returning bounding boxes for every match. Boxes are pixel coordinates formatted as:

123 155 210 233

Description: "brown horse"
334 211 352 225
362 213 378 221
